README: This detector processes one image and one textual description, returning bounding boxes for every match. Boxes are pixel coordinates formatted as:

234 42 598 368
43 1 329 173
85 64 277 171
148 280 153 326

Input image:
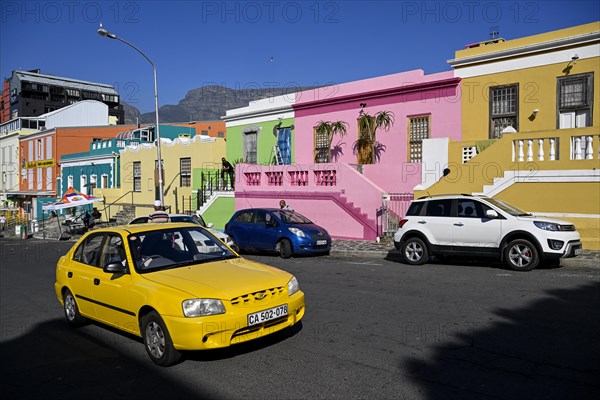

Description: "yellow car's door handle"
94 278 100 286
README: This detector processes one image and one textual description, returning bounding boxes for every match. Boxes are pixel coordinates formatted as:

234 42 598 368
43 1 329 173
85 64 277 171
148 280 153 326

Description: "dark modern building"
0 69 124 124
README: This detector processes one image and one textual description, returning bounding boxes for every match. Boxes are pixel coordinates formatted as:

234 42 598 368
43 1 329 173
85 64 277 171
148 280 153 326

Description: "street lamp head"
97 24 117 39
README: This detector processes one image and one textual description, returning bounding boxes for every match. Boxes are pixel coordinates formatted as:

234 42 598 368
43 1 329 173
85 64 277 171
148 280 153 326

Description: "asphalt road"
1 239 599 400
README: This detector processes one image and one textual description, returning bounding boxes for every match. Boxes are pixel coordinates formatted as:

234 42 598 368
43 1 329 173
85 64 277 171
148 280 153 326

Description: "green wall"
192 167 220 189
201 197 235 230
226 117 294 165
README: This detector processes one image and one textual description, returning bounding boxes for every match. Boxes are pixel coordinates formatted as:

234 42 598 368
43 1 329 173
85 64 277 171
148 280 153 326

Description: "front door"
68 233 105 317
251 210 280 250
451 199 502 252
91 234 137 333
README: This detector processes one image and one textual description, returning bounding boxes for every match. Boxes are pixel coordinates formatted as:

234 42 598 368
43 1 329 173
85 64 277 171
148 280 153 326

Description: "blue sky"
1 1 598 114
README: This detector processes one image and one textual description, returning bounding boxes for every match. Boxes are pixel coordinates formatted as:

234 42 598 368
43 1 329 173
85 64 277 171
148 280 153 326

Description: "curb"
330 248 599 269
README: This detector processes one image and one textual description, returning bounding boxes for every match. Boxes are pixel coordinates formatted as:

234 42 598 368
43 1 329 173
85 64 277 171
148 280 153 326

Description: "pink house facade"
235 69 461 240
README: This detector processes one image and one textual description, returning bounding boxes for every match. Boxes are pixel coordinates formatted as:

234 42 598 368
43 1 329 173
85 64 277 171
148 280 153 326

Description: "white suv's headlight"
534 221 559 231
182 299 225 317
289 227 306 238
288 276 299 296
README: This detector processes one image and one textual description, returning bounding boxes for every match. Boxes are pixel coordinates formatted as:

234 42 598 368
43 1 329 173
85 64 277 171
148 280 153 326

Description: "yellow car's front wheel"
141 311 182 367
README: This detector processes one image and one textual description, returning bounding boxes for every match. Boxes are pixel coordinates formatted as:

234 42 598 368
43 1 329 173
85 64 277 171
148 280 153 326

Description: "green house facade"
223 94 296 166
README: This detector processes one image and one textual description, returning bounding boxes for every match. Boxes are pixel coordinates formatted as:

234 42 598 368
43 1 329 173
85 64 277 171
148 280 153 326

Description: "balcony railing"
512 133 599 162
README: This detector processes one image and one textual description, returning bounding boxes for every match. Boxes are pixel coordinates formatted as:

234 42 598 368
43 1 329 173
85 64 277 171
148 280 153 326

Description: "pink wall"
293 69 461 194
235 193 372 240
234 163 390 240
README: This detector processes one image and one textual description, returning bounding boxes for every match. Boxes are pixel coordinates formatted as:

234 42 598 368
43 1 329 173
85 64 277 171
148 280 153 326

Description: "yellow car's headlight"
288 276 299 296
182 299 226 317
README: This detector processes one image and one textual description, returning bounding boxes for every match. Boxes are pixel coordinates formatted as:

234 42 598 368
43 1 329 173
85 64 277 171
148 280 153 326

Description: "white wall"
417 137 449 190
224 93 296 127
44 100 109 129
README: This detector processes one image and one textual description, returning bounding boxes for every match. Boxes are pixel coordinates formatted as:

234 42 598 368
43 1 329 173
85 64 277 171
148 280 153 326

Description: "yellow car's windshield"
128 227 237 272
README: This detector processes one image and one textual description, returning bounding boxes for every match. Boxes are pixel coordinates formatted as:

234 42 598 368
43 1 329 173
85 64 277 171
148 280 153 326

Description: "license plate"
316 240 327 246
248 304 288 326
574 248 582 255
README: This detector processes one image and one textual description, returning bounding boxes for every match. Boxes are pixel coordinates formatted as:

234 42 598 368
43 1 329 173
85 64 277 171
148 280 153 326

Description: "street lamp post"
97 25 164 207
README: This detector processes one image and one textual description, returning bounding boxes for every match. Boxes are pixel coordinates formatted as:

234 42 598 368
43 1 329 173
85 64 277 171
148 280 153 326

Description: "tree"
313 120 349 163
356 110 395 164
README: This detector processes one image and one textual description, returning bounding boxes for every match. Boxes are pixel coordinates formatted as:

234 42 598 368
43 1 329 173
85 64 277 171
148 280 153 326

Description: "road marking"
345 261 383 266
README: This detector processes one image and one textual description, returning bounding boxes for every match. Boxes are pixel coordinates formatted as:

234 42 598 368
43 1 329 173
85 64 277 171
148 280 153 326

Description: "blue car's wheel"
277 239 292 259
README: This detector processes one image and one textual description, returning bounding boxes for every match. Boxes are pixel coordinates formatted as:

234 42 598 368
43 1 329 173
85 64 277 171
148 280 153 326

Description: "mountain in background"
123 85 315 124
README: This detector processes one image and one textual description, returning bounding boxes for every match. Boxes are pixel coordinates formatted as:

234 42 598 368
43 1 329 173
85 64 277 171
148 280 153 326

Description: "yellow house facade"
419 22 600 249
96 135 226 219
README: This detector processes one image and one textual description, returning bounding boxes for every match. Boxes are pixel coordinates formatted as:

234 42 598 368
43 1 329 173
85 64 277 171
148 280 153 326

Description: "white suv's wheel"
402 237 429 265
505 239 539 271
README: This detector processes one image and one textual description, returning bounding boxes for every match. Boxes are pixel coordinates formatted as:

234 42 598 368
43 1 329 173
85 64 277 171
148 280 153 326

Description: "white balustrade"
574 137 583 160
538 138 544 161
517 140 524 162
549 138 556 161
513 137 559 162
586 136 593 160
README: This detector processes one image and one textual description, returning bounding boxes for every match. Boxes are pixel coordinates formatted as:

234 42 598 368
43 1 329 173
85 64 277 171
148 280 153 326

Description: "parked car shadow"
0 319 216 400
401 282 600 399
385 250 564 271
77 318 303 364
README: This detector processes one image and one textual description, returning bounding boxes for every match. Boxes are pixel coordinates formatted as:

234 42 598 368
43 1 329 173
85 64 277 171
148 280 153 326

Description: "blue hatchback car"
225 208 331 258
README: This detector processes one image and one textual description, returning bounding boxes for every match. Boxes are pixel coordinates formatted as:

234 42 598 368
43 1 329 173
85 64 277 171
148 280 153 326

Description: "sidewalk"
330 239 600 269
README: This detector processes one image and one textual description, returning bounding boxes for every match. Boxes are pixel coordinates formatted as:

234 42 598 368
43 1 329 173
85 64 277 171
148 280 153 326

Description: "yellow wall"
456 22 600 58
438 23 600 249
499 182 600 250
453 21 600 142
417 127 600 249
459 59 600 142
97 137 226 217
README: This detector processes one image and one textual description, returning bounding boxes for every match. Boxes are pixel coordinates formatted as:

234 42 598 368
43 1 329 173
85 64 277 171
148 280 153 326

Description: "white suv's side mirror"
486 210 499 219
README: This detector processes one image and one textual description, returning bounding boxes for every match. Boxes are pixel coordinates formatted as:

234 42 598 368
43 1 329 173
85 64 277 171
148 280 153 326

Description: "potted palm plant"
356 110 394 164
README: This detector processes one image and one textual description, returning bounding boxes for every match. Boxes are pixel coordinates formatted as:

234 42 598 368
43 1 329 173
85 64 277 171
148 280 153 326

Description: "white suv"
393 195 582 271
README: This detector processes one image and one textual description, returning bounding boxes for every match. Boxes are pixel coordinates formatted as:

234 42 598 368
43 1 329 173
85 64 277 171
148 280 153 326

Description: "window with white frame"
490 84 519 138
101 174 108 188
68 175 73 188
133 161 141 192
180 157 191 187
557 73 593 129
314 128 330 163
90 174 97 192
243 131 258 164
81 175 88 195
409 115 430 163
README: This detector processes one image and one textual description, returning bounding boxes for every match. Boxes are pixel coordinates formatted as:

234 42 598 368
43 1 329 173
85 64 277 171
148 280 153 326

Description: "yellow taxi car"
55 223 305 366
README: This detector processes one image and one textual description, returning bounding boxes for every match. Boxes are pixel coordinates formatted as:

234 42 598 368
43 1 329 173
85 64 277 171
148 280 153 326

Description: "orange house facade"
18 125 135 217
167 121 226 138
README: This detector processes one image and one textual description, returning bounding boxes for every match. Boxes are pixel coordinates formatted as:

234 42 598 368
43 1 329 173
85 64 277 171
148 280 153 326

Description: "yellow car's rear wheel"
63 289 86 326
